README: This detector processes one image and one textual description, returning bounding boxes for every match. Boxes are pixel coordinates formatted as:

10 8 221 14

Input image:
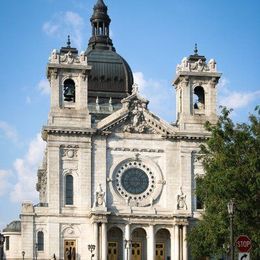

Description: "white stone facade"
2 14 221 260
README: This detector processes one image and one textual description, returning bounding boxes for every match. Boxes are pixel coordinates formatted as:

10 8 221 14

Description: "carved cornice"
42 126 95 140
166 134 209 141
110 212 192 222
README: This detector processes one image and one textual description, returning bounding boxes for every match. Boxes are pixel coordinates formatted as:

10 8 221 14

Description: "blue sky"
0 0 259 229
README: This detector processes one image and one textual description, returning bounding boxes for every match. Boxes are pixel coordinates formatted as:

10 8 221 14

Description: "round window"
121 168 149 194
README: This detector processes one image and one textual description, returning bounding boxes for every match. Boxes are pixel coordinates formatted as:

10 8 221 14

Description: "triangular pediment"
96 92 176 136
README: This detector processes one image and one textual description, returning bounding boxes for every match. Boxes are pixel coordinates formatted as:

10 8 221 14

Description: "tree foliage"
188 107 260 259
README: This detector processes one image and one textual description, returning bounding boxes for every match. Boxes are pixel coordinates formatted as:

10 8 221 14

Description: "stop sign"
235 235 252 252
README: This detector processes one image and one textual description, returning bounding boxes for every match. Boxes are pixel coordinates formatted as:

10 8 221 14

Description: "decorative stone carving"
60 51 80 64
50 68 58 79
49 49 89 66
49 49 58 63
62 146 78 159
95 184 106 207
80 51 87 63
176 57 217 73
62 224 80 237
123 100 150 133
63 168 78 176
36 169 47 202
177 187 187 210
209 59 217 71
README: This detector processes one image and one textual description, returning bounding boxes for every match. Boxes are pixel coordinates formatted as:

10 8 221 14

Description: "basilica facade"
3 0 221 259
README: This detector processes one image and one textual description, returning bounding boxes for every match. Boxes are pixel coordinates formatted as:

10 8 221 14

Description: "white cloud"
10 133 46 203
43 22 59 36
38 79 50 95
0 170 12 197
133 72 175 122
218 77 260 109
220 91 260 109
0 121 18 143
43 11 84 50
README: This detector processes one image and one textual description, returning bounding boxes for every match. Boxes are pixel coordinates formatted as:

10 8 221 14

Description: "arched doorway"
131 228 147 260
155 229 171 260
107 227 123 260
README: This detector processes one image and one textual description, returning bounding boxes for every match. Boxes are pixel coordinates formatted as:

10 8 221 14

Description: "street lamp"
227 199 235 260
88 244 95 260
0 233 5 260
22 251 25 260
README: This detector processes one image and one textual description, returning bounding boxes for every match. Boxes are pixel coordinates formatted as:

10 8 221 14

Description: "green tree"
188 107 260 259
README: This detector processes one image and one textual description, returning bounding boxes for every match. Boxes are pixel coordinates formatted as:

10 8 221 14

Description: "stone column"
101 223 107 260
183 225 188 260
124 224 131 260
147 225 155 260
94 223 99 260
174 225 179 260
170 228 175 260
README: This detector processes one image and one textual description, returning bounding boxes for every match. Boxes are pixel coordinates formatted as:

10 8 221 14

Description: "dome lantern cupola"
88 0 114 50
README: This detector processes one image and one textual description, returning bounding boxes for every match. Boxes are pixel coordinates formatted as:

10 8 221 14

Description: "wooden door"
64 240 76 260
155 243 165 260
131 242 142 260
108 242 118 260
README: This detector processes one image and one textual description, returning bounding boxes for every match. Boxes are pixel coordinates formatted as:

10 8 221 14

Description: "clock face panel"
121 168 149 194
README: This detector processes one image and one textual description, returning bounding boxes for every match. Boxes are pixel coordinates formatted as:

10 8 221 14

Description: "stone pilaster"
183 225 188 260
101 223 107 260
147 225 155 260
174 225 180 260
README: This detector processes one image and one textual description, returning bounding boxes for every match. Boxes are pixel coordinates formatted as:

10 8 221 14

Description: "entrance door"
108 242 118 260
64 240 76 260
131 242 142 260
156 243 165 260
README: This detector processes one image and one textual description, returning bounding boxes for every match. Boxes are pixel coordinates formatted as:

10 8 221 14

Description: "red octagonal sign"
235 235 252 253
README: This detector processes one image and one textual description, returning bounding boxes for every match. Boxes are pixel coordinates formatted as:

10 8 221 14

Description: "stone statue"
177 187 187 210
132 83 139 94
209 59 216 71
123 100 147 133
132 102 142 127
96 184 105 207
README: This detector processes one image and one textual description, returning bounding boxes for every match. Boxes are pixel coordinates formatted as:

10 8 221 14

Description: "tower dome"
86 0 133 117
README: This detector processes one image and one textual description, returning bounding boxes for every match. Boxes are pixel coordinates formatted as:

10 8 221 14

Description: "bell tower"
173 45 222 131
46 37 92 128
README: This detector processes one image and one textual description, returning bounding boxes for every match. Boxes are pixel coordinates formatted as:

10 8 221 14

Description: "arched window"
65 175 74 205
195 177 204 210
64 79 75 102
193 86 205 110
37 231 44 251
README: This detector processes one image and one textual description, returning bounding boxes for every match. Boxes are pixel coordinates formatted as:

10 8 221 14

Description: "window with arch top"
65 175 74 205
37 231 44 251
193 86 205 110
64 79 75 102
